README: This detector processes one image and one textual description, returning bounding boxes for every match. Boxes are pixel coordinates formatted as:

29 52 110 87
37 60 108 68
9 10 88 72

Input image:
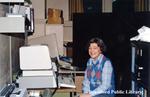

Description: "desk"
56 75 84 93
27 70 84 97
58 70 84 92
58 69 84 74
57 70 84 97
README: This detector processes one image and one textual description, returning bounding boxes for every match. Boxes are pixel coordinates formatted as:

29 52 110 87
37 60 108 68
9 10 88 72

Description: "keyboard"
58 60 75 70
58 75 76 88
0 84 15 97
58 60 71 67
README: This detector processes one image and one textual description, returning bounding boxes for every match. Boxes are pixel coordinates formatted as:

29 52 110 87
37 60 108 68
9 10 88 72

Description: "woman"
80 38 115 97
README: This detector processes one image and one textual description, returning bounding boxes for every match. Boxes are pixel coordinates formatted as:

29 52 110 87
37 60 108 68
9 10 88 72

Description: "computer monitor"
19 45 52 70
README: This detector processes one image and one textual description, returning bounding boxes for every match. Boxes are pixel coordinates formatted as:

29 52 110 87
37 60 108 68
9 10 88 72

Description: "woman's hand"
80 93 91 97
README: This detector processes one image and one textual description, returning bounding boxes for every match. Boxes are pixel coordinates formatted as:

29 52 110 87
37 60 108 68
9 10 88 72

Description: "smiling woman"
88 38 105 60
80 37 115 97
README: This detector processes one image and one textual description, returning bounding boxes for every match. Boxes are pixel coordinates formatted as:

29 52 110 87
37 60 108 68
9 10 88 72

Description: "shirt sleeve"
89 60 113 96
82 68 90 93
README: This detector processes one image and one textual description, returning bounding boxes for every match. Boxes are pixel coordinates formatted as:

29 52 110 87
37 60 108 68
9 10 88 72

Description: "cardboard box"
47 8 63 24
48 8 61 17
48 17 62 24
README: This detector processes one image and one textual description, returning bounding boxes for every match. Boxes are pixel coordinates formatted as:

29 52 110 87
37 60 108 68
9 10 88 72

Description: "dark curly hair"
87 37 107 53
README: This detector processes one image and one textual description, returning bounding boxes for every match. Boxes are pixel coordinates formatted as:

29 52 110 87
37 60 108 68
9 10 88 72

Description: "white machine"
17 45 57 89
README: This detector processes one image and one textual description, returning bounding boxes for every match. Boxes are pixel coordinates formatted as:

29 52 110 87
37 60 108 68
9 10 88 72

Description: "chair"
17 45 57 89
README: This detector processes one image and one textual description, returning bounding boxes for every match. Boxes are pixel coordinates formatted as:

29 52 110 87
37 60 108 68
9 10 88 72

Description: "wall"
64 21 72 42
31 0 45 19
28 0 46 40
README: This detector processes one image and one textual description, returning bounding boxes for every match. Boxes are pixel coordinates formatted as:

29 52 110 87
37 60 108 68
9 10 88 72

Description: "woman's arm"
82 68 90 93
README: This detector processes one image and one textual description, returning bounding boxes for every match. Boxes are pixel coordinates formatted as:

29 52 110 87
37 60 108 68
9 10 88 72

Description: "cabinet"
131 41 150 97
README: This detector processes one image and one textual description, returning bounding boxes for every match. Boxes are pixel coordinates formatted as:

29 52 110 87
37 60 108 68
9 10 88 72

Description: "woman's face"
88 43 102 60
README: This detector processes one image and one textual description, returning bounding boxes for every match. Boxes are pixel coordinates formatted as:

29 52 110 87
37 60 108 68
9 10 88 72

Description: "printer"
17 45 57 89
